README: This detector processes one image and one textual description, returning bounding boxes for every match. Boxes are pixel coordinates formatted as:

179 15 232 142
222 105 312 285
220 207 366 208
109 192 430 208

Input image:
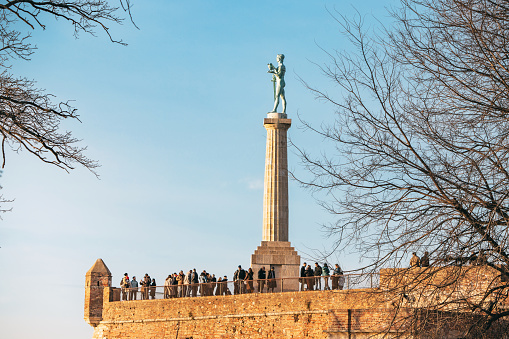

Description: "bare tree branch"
298 0 509 336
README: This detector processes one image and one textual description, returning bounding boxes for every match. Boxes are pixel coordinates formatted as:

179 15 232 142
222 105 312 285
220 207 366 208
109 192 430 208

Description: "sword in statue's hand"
267 63 277 100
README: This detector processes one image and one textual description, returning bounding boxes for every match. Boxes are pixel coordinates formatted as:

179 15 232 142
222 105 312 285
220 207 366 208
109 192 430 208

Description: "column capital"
264 118 292 129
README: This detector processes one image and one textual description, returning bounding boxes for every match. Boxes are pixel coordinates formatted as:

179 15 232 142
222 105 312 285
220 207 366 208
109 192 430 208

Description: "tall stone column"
251 112 300 292
263 113 291 242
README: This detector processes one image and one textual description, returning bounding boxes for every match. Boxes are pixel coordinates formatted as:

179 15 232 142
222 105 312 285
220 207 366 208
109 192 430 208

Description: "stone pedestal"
251 241 300 291
250 113 300 291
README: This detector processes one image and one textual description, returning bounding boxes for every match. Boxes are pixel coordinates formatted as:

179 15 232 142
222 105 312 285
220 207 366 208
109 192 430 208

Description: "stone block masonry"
262 116 291 242
86 262 508 338
91 289 400 339
251 241 300 292
84 259 112 326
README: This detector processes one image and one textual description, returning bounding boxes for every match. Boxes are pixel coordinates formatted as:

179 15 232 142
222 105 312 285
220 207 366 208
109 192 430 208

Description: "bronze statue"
267 54 286 114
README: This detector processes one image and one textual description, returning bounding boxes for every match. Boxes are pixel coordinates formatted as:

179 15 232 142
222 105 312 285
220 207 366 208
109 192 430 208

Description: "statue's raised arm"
267 54 286 114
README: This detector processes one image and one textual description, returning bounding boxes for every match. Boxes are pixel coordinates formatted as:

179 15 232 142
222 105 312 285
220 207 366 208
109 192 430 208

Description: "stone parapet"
92 289 398 339
380 265 509 312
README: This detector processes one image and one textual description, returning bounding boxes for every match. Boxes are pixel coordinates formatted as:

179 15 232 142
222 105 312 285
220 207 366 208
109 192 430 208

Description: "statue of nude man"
267 54 286 114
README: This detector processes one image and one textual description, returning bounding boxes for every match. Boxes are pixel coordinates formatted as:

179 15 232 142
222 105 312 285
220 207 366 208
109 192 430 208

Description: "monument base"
251 241 300 292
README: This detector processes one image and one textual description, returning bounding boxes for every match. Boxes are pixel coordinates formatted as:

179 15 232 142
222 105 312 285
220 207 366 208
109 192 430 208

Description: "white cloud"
240 177 264 190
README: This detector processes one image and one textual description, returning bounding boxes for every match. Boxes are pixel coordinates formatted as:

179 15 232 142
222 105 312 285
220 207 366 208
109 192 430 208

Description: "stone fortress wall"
84 259 506 339
88 281 401 338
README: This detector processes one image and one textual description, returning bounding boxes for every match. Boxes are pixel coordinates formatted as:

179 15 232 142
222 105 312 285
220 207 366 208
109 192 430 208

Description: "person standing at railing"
177 271 185 297
244 268 255 293
121 273 130 301
305 264 314 290
191 269 199 297
206 272 213 296
420 251 430 267
184 270 192 297
314 263 322 290
211 274 217 296
130 276 138 300
140 274 150 300
267 266 276 293
216 277 223 295
139 276 145 299
332 264 341 290
233 265 246 295
199 270 208 296
337 265 345 290
300 262 307 291
164 275 171 299
150 278 157 299
170 273 178 298
338 273 345 290
322 263 330 290
223 276 230 295
257 266 266 293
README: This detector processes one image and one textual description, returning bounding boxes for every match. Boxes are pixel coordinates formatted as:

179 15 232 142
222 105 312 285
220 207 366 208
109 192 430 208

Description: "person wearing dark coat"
211 274 217 296
222 276 230 295
421 252 430 267
170 273 178 298
150 278 157 299
257 267 266 293
314 263 323 290
300 262 307 291
267 266 277 292
234 265 246 294
216 277 223 295
191 269 199 297
244 268 254 293
322 263 330 290
305 265 314 291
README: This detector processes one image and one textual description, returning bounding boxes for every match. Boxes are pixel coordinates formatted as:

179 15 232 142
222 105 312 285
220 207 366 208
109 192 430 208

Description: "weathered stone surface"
91 289 398 339
262 117 291 242
86 258 111 276
84 258 112 327
85 262 508 338
251 241 300 291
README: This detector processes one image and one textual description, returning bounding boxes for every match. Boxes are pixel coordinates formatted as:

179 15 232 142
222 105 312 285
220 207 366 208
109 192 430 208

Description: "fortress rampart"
91 288 403 339
85 259 508 338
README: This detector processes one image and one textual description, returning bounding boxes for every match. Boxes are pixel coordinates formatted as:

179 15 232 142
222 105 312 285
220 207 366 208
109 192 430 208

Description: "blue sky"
0 1 396 338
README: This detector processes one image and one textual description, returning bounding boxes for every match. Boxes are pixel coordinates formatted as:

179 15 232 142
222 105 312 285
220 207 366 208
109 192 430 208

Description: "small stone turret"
84 258 111 327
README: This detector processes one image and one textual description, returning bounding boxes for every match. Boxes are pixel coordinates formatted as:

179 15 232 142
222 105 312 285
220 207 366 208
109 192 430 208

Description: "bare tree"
0 1 134 174
298 0 509 336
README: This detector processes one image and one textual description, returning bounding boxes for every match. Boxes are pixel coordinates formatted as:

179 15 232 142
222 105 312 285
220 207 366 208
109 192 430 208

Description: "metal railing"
117 273 380 301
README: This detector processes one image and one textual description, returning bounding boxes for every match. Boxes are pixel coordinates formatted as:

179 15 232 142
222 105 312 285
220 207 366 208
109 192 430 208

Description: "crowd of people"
120 273 156 301
119 263 346 301
299 262 345 291
163 269 229 298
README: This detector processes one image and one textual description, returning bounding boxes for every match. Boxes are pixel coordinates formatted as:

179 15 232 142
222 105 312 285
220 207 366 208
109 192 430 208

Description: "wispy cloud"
240 177 264 190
